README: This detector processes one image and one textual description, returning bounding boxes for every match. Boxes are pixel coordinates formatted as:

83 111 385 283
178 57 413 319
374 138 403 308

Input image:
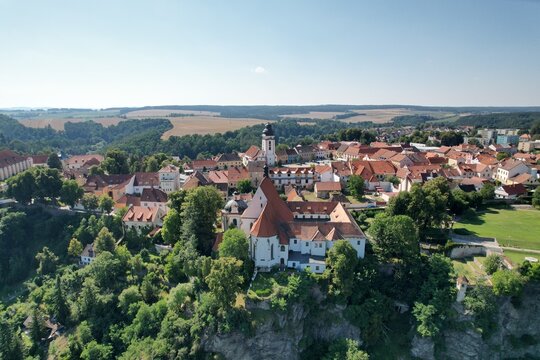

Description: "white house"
158 165 181 193
122 205 165 232
80 243 96 266
0 150 33 181
494 159 530 184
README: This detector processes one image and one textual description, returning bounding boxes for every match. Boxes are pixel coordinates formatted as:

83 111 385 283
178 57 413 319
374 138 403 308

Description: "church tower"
261 123 276 166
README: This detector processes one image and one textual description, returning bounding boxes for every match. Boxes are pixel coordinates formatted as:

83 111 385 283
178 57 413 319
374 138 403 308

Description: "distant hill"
454 112 540 129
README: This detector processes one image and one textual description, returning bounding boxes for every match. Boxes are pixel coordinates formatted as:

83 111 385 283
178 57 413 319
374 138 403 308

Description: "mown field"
454 208 540 250
161 116 270 139
19 116 125 130
281 108 455 124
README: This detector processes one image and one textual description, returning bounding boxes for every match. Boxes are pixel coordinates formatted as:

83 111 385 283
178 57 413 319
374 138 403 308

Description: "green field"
455 208 540 250
503 249 540 266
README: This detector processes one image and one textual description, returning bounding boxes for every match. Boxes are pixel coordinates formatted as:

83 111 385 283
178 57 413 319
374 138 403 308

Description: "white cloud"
253 66 267 74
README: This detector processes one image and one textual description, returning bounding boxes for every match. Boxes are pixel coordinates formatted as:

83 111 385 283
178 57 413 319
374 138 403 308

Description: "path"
499 246 540 255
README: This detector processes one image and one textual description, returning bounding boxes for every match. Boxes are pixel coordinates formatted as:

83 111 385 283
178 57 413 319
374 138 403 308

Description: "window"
292 262 296 268
293 239 297 244
316 266 320 271
281 245 285 252
305 242 309 247
357 240 361 245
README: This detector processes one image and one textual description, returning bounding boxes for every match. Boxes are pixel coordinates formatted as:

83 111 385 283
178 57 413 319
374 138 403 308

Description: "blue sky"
0 0 539 108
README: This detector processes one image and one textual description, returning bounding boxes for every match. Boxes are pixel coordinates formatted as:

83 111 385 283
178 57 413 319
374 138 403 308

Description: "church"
241 123 277 166
222 175 366 273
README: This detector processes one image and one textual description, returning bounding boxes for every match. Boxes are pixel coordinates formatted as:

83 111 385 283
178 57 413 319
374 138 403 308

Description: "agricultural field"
454 207 540 250
161 116 270 139
124 109 220 118
280 108 455 124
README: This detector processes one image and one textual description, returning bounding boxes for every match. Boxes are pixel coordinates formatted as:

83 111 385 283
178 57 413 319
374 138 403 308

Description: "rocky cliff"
202 301 361 360
412 284 540 360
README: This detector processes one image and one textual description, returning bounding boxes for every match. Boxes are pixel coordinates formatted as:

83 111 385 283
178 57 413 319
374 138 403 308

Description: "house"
269 167 315 191
30 154 49 167
215 153 242 169
294 144 318 162
122 206 166 232
494 159 530 184
495 184 527 199
63 154 104 170
23 315 64 340
314 181 342 199
456 276 469 302
276 148 299 164
0 149 33 181
140 188 168 210
80 243 96 265
130 172 160 194
227 177 365 273
190 160 218 172
158 165 181 193
82 174 133 200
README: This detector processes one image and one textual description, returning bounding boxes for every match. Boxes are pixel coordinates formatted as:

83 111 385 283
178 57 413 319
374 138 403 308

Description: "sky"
0 0 539 108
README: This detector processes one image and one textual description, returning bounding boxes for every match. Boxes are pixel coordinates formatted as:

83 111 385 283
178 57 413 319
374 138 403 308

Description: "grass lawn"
454 208 540 250
451 256 487 285
503 249 540 266
247 271 290 300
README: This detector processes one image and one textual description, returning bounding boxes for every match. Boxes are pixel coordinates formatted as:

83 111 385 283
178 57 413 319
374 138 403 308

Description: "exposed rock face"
202 302 361 360
412 284 540 360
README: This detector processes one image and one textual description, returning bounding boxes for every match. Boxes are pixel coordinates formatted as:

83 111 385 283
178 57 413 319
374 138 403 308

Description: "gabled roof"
215 153 241 162
315 181 342 192
141 188 168 203
500 184 527 195
134 172 159 187
244 145 261 159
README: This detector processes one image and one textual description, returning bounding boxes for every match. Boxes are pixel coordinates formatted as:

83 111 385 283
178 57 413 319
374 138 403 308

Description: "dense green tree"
51 275 70 324
440 131 464 146
325 240 358 299
219 228 253 280
88 165 104 176
68 238 83 257
161 208 182 244
492 270 525 297
532 186 540 209
412 303 439 337
480 183 496 201
81 193 99 211
205 257 243 310
101 149 129 174
29 307 47 354
34 167 63 200
347 175 365 201
80 340 112 360
236 179 253 193
219 228 249 260
6 170 36 203
484 254 503 275
496 152 509 161
464 283 498 337
368 214 419 263
0 316 24 360
168 189 187 213
181 186 224 254
94 227 116 254
35 246 59 276
118 286 143 318
60 179 84 207
323 338 369 360
98 195 114 213
47 152 62 169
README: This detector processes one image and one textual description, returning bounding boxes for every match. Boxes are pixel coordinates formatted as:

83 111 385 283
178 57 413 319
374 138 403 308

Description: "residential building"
63 154 104 170
158 165 181 193
80 243 96 266
494 159 530 184
0 149 33 181
122 205 165 232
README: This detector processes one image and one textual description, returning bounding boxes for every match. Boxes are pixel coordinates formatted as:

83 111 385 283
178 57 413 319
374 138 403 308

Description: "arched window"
232 218 237 226
280 245 285 252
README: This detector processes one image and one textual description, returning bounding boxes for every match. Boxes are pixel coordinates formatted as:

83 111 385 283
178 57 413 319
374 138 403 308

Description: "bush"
484 254 503 275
